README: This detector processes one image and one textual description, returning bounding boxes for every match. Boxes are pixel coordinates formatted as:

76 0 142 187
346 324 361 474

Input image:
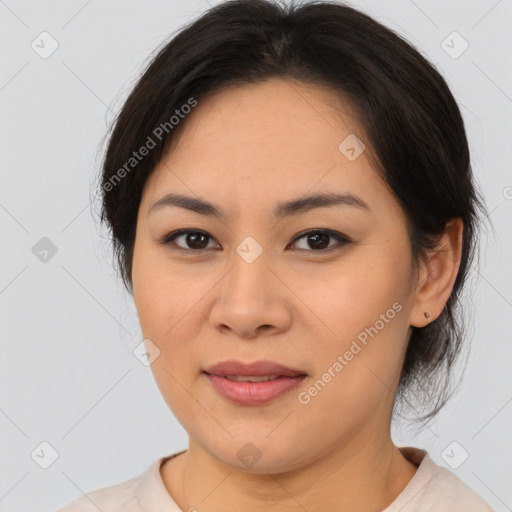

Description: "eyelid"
159 229 220 252
160 228 351 253
289 228 351 248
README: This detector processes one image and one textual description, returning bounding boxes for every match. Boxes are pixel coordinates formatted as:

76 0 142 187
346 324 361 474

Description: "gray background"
0 0 511 511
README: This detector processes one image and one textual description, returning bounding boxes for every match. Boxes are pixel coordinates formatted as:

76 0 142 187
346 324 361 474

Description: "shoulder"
55 475 141 512
419 462 495 511
54 452 184 512
386 447 495 512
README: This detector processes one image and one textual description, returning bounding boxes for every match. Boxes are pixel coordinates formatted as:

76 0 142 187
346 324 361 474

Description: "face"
132 78 420 473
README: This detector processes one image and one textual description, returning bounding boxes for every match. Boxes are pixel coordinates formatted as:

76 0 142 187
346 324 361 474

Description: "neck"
161 429 418 512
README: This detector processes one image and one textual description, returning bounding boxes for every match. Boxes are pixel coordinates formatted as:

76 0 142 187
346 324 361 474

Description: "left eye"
289 230 351 252
160 229 350 253
161 230 219 251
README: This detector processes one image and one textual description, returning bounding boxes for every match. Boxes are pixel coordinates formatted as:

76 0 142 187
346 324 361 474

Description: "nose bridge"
205 213 299 337
207 232 293 335
224 234 273 303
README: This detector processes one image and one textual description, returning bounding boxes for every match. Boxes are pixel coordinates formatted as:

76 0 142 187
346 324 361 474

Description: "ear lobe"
409 218 464 328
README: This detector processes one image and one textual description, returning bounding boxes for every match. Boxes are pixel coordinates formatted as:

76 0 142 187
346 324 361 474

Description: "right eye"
159 229 220 252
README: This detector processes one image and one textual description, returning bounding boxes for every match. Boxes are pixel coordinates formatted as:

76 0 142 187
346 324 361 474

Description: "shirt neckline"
135 446 432 512
382 447 438 512
134 449 187 511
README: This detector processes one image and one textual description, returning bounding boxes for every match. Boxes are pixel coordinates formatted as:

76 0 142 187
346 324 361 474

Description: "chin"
201 434 314 475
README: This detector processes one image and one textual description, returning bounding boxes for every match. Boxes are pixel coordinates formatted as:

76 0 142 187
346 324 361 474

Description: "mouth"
215 374 284 382
202 360 308 405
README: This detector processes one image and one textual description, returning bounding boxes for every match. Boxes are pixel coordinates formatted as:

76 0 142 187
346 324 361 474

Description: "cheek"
293 254 407 341
297 254 411 396
132 252 206 417
132 239 196 337
135 274 204 347
132 255 213 387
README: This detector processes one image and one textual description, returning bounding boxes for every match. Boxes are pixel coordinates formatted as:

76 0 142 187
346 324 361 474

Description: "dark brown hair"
93 0 487 423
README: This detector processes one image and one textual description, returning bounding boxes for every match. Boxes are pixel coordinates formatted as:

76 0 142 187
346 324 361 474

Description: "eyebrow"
148 191 370 218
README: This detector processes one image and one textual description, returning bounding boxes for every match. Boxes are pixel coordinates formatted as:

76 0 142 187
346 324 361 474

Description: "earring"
424 312 430 320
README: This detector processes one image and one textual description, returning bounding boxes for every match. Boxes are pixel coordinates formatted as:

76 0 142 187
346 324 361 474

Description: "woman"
58 0 494 510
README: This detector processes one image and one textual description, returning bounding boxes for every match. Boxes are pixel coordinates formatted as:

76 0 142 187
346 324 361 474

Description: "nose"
208 247 293 340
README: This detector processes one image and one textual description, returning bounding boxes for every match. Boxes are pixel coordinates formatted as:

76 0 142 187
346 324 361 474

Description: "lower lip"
204 373 307 405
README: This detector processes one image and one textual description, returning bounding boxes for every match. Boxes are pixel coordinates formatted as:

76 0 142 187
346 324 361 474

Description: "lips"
203 360 308 405
222 375 281 382
204 359 307 378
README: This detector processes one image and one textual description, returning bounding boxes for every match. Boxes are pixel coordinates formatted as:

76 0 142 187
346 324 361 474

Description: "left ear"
409 218 464 328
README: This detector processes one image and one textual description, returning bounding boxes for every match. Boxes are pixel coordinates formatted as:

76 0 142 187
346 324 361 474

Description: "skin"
131 78 463 511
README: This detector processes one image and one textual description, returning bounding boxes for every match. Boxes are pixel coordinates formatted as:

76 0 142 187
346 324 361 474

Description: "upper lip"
204 360 307 377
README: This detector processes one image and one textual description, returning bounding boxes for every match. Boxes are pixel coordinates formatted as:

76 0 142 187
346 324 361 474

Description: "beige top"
56 447 495 511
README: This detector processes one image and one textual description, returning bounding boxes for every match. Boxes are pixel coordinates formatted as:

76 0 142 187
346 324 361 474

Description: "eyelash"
158 228 351 254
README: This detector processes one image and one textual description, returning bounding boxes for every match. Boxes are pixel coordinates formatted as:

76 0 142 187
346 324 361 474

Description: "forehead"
170 77 360 152
141 78 394 217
